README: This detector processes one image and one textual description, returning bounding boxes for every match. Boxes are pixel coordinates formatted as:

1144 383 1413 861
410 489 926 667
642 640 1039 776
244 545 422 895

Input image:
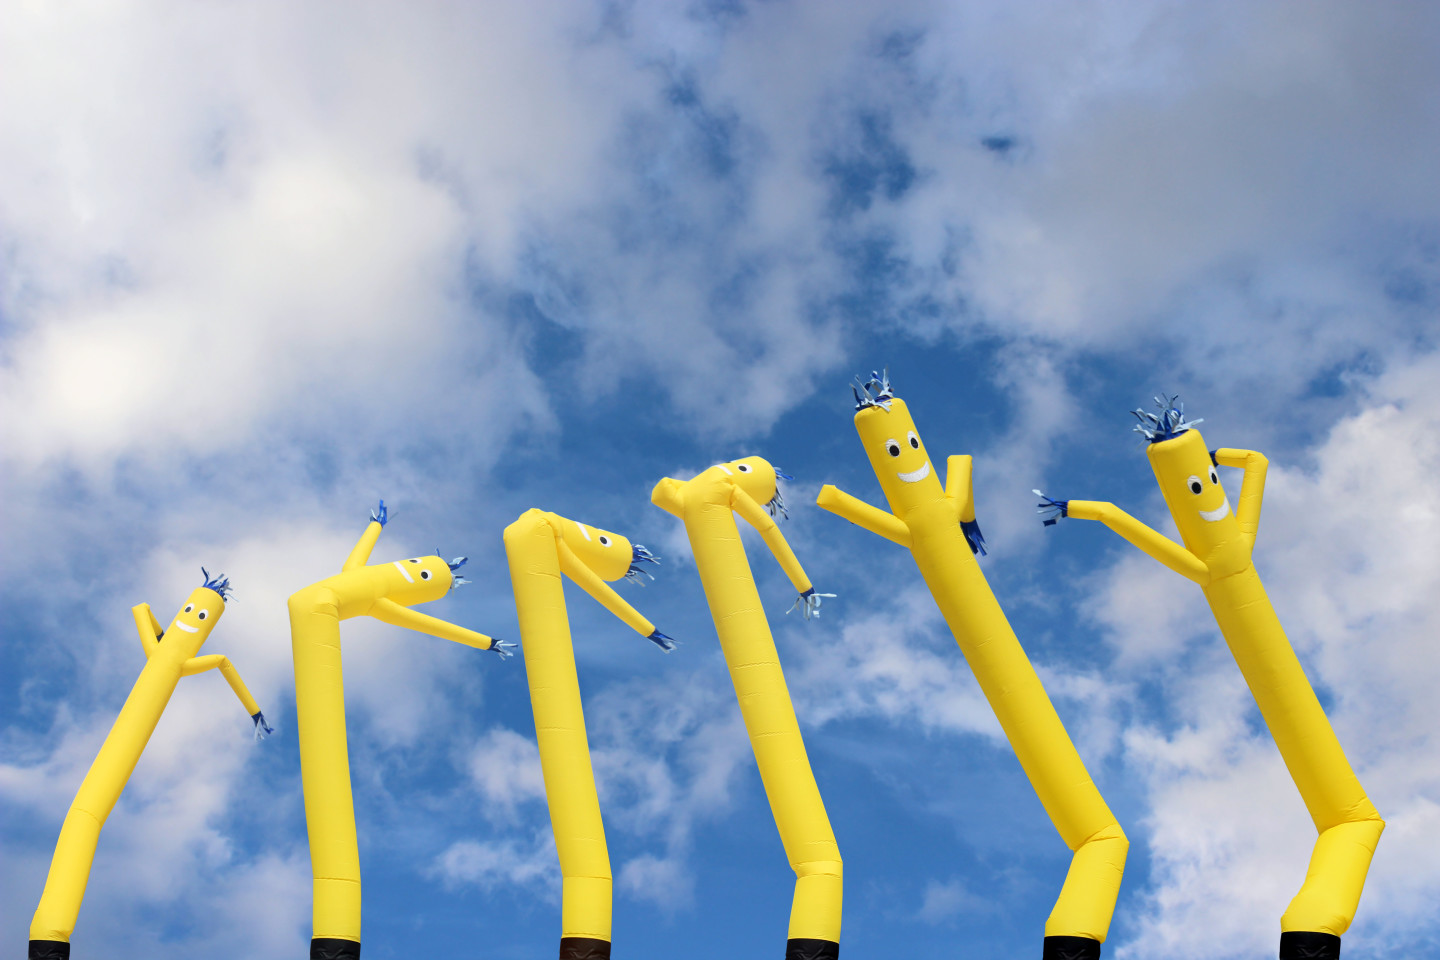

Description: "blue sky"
2 2 1438 957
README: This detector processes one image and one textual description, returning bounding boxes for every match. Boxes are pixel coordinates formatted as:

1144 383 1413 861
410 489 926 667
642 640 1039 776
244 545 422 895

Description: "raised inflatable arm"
816 484 911 547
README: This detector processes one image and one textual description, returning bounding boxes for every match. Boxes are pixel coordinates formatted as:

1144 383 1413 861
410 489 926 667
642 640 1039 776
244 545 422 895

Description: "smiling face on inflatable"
164 587 227 657
385 556 454 606
855 397 944 518
712 455 780 505
1147 427 1240 556
557 516 635 582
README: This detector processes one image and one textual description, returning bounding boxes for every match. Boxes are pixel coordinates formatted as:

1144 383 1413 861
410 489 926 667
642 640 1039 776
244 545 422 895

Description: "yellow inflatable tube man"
652 457 842 960
503 508 675 960
290 501 510 960
1037 397 1382 960
817 372 1127 960
29 569 270 960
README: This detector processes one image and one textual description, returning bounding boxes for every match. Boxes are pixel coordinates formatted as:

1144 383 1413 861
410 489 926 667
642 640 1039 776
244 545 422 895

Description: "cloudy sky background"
2 1 1437 957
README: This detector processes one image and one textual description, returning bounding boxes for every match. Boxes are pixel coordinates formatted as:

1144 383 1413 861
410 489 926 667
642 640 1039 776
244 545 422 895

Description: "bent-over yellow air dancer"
29 570 270 960
652 457 842 960
817 372 1127 960
503 508 676 960
1037 397 1383 960
291 501 510 960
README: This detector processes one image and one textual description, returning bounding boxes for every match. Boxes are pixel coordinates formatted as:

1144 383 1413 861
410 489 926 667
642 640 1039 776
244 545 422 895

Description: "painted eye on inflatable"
1209 466 1219 486
420 570 432 580
737 463 752 474
408 558 420 564
886 439 901 457
184 604 194 613
197 609 209 621
598 535 612 547
1187 475 1203 495
907 431 920 449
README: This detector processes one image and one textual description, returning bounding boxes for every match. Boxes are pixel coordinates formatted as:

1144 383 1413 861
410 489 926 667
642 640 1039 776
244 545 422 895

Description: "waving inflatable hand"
291 502 507 960
30 571 269 960
653 457 842 960
503 509 674 960
1039 398 1382 960
818 372 1126 960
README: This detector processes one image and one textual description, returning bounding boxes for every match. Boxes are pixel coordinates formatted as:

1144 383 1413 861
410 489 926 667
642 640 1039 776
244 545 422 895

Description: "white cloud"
430 831 559 896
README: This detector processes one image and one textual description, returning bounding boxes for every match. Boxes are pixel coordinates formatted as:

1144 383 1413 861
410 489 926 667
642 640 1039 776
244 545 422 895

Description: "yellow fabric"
30 587 258 944
652 457 843 943
502 508 661 944
1074 428 1382 935
290 520 496 944
818 399 1127 942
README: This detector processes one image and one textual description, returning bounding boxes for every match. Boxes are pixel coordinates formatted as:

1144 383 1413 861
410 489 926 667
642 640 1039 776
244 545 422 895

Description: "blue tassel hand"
371 500 388 527
1033 490 1070 527
488 639 518 660
251 711 275 741
788 586 837 620
646 629 678 652
961 518 988 556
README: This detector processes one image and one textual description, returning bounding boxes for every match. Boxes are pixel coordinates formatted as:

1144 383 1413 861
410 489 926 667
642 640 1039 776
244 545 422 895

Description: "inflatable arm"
944 455 976 523
343 501 388 572
1067 500 1212 584
181 654 263 716
554 537 657 638
815 484 912 547
1214 447 1268 546
133 603 164 658
370 597 498 651
731 486 813 594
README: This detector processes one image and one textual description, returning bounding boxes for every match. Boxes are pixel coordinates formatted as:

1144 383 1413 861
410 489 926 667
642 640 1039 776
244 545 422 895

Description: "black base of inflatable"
559 937 612 960
785 938 840 960
1043 935 1102 960
310 938 361 959
28 941 71 960
1280 931 1341 960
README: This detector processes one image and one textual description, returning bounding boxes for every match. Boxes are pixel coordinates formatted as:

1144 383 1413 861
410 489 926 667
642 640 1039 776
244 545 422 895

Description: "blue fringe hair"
1132 395 1203 443
200 567 233 602
852 367 894 411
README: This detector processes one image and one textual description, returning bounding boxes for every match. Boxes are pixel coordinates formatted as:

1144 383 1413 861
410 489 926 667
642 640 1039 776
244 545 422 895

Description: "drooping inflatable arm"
133 603 164 657
555 538 658 639
1066 500 1212 585
731 487 813 594
182 654 262 714
370 597 500 652
1214 448 1268 546
816 484 912 547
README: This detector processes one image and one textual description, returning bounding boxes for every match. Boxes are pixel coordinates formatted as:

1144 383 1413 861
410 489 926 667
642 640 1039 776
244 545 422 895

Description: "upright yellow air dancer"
652 457 842 960
503 508 676 960
290 501 510 960
817 372 1127 960
1037 397 1383 960
29 570 270 960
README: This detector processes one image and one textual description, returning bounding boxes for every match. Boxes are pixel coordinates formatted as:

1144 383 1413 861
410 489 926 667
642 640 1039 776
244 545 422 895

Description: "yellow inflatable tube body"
30 571 269 959
503 508 672 960
818 379 1126 959
1041 400 1381 960
290 503 504 960
652 457 843 960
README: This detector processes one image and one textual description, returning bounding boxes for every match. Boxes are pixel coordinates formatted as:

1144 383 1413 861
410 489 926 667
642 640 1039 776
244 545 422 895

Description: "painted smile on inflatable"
1038 397 1383 960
